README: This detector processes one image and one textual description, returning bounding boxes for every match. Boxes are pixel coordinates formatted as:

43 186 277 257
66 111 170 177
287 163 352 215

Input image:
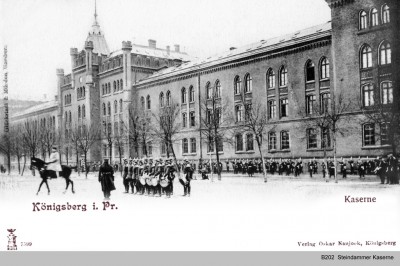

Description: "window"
102 103 106 116
78 106 81 119
307 128 317 149
371 8 379 27
189 86 195 102
206 82 212 99
107 102 111 116
113 81 117 92
321 128 331 149
190 138 196 153
245 103 252 122
166 91 171 106
120 79 123 90
215 80 221 98
234 76 241 95
281 131 290 150
267 69 275 89
306 60 315 82
146 95 151 109
182 138 189 154
381 81 393 104
69 111 72 122
379 42 391 65
246 134 254 151
268 100 276 119
362 84 374 107
161 142 166 155
108 83 111 93
235 105 244 122
360 10 368 29
320 93 330 114
280 99 288 118
181 87 187 104
207 137 214 153
102 84 105 95
182 113 187 128
114 100 118 114
244 74 252 93
206 109 212 124
107 123 112 137
382 5 390 24
279 66 288 87
381 123 389 145
361 45 372 69
268 132 277 150
236 134 243 151
82 105 86 118
320 57 330 79
117 80 120 91
141 97 145 109
363 124 375 146
114 122 119 136
160 92 165 107
190 112 195 127
119 99 123 113
148 142 153 156
120 121 124 135
306 95 316 115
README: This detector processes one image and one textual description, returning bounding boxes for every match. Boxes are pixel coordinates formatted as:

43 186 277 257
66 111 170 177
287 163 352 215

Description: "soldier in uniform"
164 159 176 198
98 159 115 200
308 160 313 178
126 159 134 193
122 159 129 193
180 159 193 196
387 154 399 184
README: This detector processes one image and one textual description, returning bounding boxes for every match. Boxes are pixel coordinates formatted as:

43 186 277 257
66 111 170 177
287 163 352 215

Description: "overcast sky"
0 0 331 101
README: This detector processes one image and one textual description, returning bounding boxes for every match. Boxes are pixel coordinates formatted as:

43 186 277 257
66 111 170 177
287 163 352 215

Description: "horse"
30 157 77 195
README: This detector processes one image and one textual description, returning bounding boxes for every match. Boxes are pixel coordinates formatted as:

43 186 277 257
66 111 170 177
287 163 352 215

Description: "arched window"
102 84 105 95
189 86 194 103
114 100 118 114
182 113 187 128
65 111 68 124
268 132 277 150
181 87 187 104
371 8 379 27
320 93 331 114
190 111 196 127
82 104 86 118
78 106 81 119
266 69 275 89
360 45 372 69
107 102 111 116
381 81 393 104
235 105 244 122
281 131 290 150
363 124 375 146
166 91 171 106
307 128 317 149
182 138 189 154
279 66 288 87
108 83 111 94
246 133 254 151
102 103 106 116
305 60 315 82
141 97 145 109
69 111 72 122
77 88 80 99
119 99 123 113
190 138 197 153
362 84 374 107
379 41 391 65
236 134 243 151
114 122 119 136
268 100 276 119
117 80 120 91
382 4 390 24
244 73 252 93
82 86 85 97
146 95 151 109
215 80 221 98
120 79 123 90
360 10 368 29
320 57 330 79
160 92 165 107
234 76 241 95
206 82 212 99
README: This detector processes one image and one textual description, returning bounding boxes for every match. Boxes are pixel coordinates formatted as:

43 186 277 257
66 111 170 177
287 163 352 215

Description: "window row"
306 128 331 150
359 4 390 30
267 99 289 119
182 111 196 128
181 86 195 103
102 79 123 95
159 91 171 107
267 131 290 151
305 93 331 115
64 111 72 124
363 123 390 146
362 81 393 107
102 99 124 116
64 94 72 105
102 120 125 137
235 133 255 152
360 41 392 69
77 86 86 99
182 138 197 154
140 95 151 110
39 116 56 130
77 105 86 119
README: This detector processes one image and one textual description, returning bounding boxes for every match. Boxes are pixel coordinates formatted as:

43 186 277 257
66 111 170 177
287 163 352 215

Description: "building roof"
135 21 332 86
85 3 110 55
11 100 58 119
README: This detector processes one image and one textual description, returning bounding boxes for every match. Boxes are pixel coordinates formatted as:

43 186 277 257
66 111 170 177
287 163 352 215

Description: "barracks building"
4 0 399 166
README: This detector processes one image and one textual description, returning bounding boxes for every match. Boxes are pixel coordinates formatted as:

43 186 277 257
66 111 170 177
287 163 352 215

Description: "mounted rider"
46 146 62 177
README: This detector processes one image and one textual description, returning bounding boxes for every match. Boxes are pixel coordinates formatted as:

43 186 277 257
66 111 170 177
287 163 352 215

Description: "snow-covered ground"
1 171 399 251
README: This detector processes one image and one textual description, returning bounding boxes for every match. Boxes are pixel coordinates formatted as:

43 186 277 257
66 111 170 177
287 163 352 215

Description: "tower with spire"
86 0 110 55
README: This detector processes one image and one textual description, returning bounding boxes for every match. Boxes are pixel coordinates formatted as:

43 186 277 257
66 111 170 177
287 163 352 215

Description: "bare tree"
113 119 126 176
69 124 82 175
0 132 12 174
22 119 40 158
126 104 151 158
10 126 24 174
75 123 100 178
199 88 234 181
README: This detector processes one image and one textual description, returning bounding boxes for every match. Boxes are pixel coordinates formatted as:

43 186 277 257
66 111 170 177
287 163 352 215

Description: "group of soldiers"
98 157 194 200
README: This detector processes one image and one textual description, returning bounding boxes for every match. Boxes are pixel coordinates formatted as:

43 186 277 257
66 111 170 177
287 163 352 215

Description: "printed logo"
7 229 17 251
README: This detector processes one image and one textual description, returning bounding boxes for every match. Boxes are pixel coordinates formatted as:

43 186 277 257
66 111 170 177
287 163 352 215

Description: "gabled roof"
12 101 58 119
135 21 332 86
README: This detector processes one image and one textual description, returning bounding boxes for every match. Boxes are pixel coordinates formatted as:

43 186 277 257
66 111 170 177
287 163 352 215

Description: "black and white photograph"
0 0 399 264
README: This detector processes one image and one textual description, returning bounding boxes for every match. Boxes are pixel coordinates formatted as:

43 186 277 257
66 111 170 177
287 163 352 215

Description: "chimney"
166 46 170 55
148 39 156 49
174 44 180 53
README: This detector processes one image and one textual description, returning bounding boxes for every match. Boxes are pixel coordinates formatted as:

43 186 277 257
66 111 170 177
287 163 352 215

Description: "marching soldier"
180 159 193 197
164 159 176 198
122 159 129 193
98 159 115 200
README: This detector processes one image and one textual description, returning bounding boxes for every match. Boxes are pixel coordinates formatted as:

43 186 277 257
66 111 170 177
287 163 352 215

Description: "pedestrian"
98 159 116 200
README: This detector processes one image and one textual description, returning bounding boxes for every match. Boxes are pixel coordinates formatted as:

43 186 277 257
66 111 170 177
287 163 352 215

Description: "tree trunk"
17 155 21 174
84 152 88 178
119 149 123 177
21 155 26 176
76 144 80 176
257 140 267 183
333 131 338 184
